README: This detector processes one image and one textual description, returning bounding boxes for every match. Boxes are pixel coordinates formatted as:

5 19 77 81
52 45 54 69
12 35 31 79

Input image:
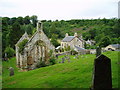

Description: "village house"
85 39 95 46
61 33 84 51
104 44 120 51
15 21 55 70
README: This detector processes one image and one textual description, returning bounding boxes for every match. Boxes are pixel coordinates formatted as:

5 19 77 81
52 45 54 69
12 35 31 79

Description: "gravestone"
96 46 101 57
75 55 79 59
4 53 8 61
59 61 61 63
92 54 112 90
9 67 14 76
61 58 65 63
68 58 71 63
67 56 71 63
55 54 58 59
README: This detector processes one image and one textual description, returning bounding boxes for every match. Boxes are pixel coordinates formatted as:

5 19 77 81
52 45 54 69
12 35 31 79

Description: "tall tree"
9 22 23 48
9 17 17 25
31 15 38 27
24 16 30 25
16 16 24 25
99 36 111 47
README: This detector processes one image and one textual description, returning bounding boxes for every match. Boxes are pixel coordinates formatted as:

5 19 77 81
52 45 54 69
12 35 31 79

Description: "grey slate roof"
110 44 120 49
62 36 75 42
74 46 85 51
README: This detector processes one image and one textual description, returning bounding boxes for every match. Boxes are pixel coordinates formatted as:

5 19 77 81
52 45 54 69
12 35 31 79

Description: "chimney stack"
74 32 78 37
65 33 68 37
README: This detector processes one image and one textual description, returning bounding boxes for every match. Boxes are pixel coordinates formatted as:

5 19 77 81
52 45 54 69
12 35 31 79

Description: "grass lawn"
2 51 118 88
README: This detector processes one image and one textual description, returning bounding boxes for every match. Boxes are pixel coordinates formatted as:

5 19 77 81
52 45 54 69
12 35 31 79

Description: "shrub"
36 58 47 68
36 61 46 68
4 46 15 58
49 57 56 65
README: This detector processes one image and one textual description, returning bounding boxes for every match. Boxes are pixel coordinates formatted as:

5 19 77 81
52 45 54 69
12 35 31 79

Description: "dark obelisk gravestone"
92 54 112 90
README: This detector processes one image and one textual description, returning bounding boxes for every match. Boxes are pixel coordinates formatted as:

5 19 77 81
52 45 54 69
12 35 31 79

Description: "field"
2 51 118 88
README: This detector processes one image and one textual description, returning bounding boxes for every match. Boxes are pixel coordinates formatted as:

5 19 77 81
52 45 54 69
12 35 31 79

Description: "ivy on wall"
17 39 28 54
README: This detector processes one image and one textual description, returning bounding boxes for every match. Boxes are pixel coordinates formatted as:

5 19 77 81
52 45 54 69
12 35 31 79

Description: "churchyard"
2 51 118 88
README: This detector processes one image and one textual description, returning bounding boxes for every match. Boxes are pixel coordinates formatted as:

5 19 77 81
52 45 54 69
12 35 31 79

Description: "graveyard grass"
2 51 118 88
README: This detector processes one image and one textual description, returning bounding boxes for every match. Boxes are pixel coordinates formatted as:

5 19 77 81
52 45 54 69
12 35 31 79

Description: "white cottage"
104 44 120 51
61 33 84 50
15 21 55 70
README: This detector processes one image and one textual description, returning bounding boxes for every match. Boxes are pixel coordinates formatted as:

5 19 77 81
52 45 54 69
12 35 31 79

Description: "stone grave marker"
67 56 71 63
59 61 61 63
9 67 14 76
96 46 101 57
61 58 65 63
55 54 58 59
75 55 79 59
92 54 112 90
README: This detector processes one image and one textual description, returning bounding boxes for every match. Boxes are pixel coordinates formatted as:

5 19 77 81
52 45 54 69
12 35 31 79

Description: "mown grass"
2 51 118 88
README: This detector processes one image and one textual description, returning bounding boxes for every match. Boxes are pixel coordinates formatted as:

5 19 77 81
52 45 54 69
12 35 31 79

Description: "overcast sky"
0 0 119 20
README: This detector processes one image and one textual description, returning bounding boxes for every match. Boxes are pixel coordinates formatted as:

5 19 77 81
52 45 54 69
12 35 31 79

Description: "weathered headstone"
92 54 112 90
9 67 14 76
4 53 8 61
75 55 79 59
67 56 71 63
96 46 101 57
68 58 71 63
59 61 61 63
55 54 58 59
61 58 65 63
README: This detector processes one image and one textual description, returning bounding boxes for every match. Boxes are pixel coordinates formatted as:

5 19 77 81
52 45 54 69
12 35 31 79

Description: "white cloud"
0 0 119 20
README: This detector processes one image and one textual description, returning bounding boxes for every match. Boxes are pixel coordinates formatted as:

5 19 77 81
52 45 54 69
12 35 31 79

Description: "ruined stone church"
15 21 55 70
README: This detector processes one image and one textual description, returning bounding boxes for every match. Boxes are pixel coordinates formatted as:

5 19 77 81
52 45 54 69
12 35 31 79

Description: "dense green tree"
9 17 17 25
24 16 30 25
98 36 111 47
9 22 23 48
113 19 120 38
31 15 38 27
21 24 34 35
89 28 96 39
111 38 119 44
2 17 10 26
51 34 60 47
16 16 24 25
95 33 105 43
4 46 15 58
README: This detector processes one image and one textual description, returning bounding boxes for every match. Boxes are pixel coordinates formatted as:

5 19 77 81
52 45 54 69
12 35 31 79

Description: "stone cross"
92 54 112 90
96 46 101 57
9 67 14 76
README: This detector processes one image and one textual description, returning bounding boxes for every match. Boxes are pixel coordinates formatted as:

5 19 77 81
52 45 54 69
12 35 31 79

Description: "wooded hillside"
2 16 120 57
